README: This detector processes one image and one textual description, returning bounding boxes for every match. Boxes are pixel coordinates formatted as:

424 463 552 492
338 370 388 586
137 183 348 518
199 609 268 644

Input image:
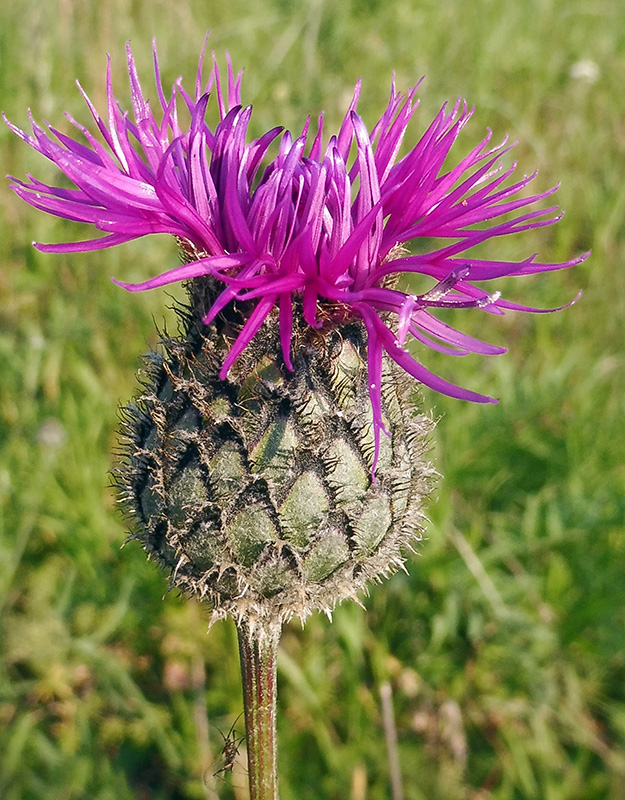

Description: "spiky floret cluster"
118 282 435 624
5 36 586 471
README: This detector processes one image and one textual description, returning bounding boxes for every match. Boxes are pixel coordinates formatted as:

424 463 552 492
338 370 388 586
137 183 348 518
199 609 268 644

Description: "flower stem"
237 618 281 800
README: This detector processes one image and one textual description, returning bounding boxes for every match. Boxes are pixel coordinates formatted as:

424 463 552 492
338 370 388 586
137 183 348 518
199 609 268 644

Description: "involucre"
118 279 436 626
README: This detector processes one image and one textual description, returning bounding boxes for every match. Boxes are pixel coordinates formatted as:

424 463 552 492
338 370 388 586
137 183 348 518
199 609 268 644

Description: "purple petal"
112 253 253 291
35 233 136 252
218 295 277 379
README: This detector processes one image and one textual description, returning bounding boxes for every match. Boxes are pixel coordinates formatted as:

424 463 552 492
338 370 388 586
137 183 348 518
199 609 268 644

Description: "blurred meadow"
1 0 624 798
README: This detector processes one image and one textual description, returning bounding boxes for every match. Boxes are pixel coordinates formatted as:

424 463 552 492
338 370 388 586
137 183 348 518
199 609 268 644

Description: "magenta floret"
5 36 587 473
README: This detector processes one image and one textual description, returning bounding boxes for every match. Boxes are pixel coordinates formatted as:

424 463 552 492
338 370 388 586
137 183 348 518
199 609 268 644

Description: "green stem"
237 618 281 800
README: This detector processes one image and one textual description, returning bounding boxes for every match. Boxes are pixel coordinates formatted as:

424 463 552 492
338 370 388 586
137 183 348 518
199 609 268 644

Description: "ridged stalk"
237 619 281 800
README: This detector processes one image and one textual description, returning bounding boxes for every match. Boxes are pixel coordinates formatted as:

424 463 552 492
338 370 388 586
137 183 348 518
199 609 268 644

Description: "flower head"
5 36 586 471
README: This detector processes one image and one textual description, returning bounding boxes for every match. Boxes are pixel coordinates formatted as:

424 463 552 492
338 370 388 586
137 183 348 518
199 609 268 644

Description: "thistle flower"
6 37 586 800
5 34 587 620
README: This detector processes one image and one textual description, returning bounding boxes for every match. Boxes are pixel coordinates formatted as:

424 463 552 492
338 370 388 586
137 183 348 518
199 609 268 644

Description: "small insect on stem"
213 711 246 777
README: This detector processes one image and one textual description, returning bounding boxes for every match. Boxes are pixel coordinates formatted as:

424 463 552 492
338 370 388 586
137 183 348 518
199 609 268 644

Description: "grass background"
1 0 624 798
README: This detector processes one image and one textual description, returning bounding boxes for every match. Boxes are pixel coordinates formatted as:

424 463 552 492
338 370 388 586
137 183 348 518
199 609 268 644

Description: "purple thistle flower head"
5 36 587 473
